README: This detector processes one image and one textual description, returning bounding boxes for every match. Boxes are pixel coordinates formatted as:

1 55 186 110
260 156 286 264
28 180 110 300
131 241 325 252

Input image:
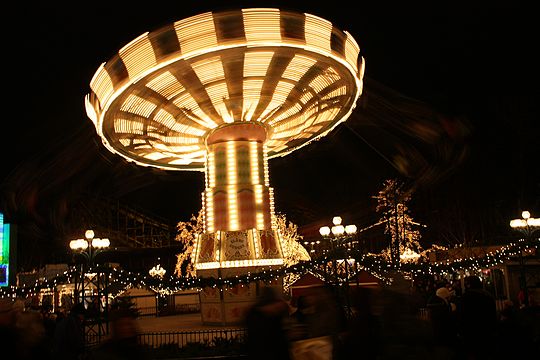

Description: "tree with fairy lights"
275 212 311 291
276 212 311 266
173 210 310 280
174 210 204 278
374 178 424 266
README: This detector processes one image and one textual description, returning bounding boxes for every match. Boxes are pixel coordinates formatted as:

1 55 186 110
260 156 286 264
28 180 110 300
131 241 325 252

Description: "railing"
138 328 247 348
137 306 158 316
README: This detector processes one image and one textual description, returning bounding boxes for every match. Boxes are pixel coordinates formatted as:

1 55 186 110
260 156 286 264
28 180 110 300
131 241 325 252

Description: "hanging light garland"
1 237 537 299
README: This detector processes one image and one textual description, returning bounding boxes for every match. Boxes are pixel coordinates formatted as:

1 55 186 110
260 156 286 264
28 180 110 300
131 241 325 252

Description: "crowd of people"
1 274 539 360
424 275 539 359
244 275 540 360
0 298 147 360
0 298 83 359
245 284 346 360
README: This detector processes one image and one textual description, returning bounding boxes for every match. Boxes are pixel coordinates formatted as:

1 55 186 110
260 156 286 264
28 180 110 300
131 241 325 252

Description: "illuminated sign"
0 212 9 286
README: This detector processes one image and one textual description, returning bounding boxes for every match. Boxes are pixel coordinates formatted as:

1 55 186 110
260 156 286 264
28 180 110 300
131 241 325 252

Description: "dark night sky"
2 1 538 267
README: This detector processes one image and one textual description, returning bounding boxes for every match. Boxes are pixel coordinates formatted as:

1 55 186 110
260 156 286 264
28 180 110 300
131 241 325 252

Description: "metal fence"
137 328 247 348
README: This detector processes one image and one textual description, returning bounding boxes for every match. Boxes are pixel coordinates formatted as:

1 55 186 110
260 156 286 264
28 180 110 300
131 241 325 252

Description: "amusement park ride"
85 8 364 324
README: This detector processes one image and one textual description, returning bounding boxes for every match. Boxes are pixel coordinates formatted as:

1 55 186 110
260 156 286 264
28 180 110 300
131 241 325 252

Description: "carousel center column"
195 122 284 325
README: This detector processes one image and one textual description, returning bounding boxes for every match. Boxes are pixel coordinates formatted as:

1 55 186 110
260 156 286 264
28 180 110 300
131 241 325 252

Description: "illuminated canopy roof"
85 8 365 171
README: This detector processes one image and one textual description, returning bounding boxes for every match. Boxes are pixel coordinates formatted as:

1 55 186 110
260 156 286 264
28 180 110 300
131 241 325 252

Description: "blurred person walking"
1 298 50 359
16 307 48 359
514 294 540 356
458 276 497 360
0 299 22 357
289 286 347 360
51 303 86 360
374 272 432 359
426 286 459 359
496 300 525 358
89 307 149 360
338 286 381 359
245 286 291 360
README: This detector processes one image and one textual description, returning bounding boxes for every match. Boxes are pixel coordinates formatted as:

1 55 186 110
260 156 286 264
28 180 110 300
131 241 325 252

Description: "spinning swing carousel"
85 8 364 324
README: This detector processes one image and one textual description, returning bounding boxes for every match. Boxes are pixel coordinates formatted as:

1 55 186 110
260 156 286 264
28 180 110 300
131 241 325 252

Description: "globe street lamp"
149 264 167 278
319 216 358 252
149 261 167 316
509 211 540 307
69 230 110 268
69 230 111 343
400 248 421 263
318 216 358 317
69 230 110 300
319 216 358 282
303 240 321 257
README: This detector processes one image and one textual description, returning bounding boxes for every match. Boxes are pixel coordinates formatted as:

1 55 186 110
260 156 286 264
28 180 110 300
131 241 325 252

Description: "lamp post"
69 230 110 268
318 216 358 317
319 216 358 253
318 216 358 280
303 240 321 257
509 211 540 307
149 260 167 316
149 264 167 278
400 248 421 263
69 230 110 344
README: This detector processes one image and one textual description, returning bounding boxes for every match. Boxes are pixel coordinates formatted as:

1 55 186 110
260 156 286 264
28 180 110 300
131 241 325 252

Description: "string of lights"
1 237 537 299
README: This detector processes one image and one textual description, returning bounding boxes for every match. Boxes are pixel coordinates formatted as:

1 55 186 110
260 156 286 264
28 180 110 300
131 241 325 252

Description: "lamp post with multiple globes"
319 216 358 253
69 230 110 268
318 216 358 316
318 216 358 280
69 230 111 344
509 211 540 307
149 260 167 315
149 264 167 278
399 248 421 263
303 240 321 257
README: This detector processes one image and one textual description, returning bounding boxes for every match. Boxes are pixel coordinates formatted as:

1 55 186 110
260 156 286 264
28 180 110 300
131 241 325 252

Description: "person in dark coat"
51 303 86 360
497 300 526 358
372 272 432 359
288 287 345 360
339 286 381 359
245 286 291 360
89 308 149 360
459 276 497 360
0 299 21 357
427 286 459 359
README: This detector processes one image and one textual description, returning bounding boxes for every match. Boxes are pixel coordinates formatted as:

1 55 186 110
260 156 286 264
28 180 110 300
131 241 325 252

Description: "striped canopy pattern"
85 8 364 171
